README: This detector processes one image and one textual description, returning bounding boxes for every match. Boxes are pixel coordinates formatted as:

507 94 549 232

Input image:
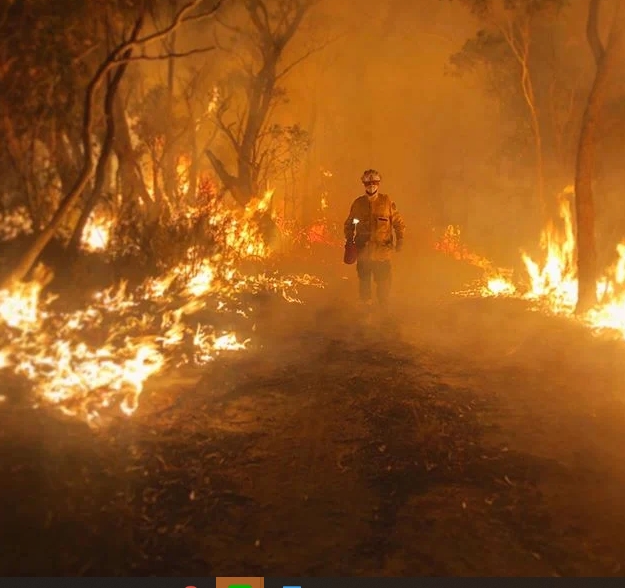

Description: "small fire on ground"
437 186 625 340
0 191 324 426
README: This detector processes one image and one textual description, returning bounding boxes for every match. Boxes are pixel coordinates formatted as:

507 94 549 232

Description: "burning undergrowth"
0 191 325 426
440 186 625 341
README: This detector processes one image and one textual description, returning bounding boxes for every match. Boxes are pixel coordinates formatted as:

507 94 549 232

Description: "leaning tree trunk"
0 16 145 290
67 56 132 255
1 89 100 286
0 0 221 289
575 0 625 313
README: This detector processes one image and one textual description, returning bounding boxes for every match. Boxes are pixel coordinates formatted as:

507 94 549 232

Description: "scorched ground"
1 251 625 576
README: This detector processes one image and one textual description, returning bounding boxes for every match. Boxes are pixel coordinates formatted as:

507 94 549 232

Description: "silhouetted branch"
277 33 344 79
587 0 604 66
128 0 222 50
121 45 217 61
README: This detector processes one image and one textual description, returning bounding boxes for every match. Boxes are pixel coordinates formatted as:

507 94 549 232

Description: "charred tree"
452 0 568 220
575 0 625 313
162 0 179 200
0 0 222 289
67 46 133 255
206 0 317 207
185 98 199 203
0 14 147 289
112 93 158 220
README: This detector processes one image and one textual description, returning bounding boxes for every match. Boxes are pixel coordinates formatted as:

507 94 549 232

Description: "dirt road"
2 254 625 576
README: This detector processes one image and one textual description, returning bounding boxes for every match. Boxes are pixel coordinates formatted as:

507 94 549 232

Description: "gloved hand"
395 239 403 252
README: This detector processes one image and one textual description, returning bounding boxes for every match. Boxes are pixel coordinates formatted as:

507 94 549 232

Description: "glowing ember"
484 276 516 297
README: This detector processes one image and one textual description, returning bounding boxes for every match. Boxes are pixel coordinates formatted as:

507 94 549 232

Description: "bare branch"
120 0 223 55
277 33 344 79
206 148 238 187
496 12 524 65
212 98 241 151
214 26 256 75
279 0 314 49
71 42 102 66
245 0 273 44
587 0 604 66
256 0 273 33
274 1 292 35
234 102 246 142
120 45 217 61
215 14 256 42
0 5 146 288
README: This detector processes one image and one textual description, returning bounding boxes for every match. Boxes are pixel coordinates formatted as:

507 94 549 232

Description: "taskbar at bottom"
0 576 613 587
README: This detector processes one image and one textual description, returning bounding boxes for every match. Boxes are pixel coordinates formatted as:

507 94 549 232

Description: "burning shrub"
431 223 517 298
0 219 324 426
273 214 342 260
0 166 330 426
107 172 277 280
433 224 494 271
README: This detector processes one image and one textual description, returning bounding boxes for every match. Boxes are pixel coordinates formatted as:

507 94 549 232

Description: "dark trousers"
357 259 391 305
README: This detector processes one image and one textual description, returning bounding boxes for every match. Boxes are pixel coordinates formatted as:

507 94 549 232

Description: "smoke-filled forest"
2 0 625 577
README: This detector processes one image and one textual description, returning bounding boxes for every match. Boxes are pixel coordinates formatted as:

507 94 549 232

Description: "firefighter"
344 169 405 309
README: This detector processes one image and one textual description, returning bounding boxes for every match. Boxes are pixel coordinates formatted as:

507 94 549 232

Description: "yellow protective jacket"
344 193 405 261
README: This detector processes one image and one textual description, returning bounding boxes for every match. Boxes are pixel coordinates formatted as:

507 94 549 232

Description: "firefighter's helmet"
360 169 381 184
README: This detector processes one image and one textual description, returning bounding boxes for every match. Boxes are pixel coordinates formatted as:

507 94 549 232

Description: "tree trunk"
112 94 158 221
206 0 315 241
0 109 37 223
1 103 98 287
0 18 144 289
188 119 198 202
530 112 546 219
575 0 624 313
518 52 546 220
67 57 131 255
162 14 177 200
302 78 318 225
207 62 278 207
54 126 81 197
205 149 247 208
238 65 276 200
